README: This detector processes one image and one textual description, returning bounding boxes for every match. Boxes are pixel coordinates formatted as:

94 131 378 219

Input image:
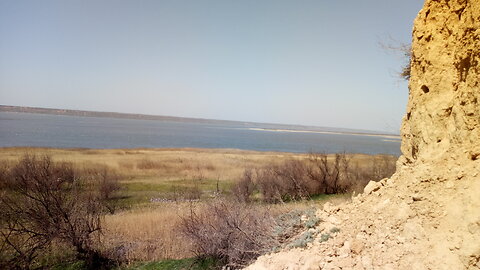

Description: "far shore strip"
248 128 401 140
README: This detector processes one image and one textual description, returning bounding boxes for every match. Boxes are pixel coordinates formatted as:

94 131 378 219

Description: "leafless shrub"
349 155 397 192
252 160 318 203
253 153 352 202
233 153 397 203
0 155 113 269
96 169 121 214
272 160 314 200
232 169 255 203
179 199 277 269
255 166 283 203
77 165 121 214
306 152 353 194
380 41 412 80
0 161 10 190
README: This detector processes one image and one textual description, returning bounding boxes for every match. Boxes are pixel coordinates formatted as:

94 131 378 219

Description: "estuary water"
0 112 401 155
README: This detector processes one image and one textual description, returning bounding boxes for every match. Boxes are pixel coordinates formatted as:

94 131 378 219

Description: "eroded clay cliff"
246 1 480 269
402 0 480 163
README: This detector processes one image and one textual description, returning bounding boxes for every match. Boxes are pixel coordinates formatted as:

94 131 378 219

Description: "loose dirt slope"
246 0 480 269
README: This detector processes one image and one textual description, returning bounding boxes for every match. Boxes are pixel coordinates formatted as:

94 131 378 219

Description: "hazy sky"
0 0 423 132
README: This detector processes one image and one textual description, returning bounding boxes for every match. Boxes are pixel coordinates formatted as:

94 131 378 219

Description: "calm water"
0 112 401 155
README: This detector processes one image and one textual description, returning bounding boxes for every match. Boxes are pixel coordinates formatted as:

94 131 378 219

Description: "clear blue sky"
0 0 424 133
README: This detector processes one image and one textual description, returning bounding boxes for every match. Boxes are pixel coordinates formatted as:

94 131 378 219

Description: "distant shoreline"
0 105 399 137
0 146 398 158
248 128 401 140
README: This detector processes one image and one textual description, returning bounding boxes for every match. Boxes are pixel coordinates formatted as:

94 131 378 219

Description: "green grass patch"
308 193 349 201
121 178 232 193
49 260 86 270
113 178 234 208
120 257 218 270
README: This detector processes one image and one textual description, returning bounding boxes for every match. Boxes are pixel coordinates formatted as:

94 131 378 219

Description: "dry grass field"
0 147 395 263
0 147 387 203
100 200 336 262
0 147 391 179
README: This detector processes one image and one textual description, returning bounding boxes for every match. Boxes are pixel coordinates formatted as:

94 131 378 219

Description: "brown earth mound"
246 0 480 269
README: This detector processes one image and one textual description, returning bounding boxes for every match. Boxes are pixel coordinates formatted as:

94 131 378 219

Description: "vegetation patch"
120 257 218 270
0 149 398 269
287 231 316 249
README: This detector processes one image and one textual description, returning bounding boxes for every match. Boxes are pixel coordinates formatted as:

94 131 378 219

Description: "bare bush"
232 169 255 203
0 155 112 269
76 165 122 214
349 155 397 192
233 153 397 203
380 41 412 80
180 200 277 268
306 152 353 194
256 167 283 203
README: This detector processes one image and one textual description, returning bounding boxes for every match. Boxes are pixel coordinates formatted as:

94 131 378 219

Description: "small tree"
0 155 111 269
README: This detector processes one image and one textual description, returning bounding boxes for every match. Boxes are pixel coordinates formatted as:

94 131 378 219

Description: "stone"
361 255 373 270
351 239 364 255
363 181 381 195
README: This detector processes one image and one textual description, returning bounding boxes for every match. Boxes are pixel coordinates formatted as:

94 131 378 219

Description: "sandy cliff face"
402 0 480 163
246 1 480 269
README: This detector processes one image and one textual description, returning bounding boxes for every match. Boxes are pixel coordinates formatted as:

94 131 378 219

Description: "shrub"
0 155 113 269
255 160 315 203
319 233 331 243
380 41 411 80
179 199 277 269
287 231 315 249
330 227 340 233
306 152 353 194
232 153 397 203
232 169 255 203
80 166 121 214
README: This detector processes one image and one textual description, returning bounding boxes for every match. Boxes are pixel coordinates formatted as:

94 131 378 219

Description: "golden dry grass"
101 203 195 261
100 198 348 262
0 147 303 180
0 147 388 181
0 147 306 206
0 147 392 262
0 147 394 205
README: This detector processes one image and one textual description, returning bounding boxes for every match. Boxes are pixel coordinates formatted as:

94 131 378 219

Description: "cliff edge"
246 0 480 269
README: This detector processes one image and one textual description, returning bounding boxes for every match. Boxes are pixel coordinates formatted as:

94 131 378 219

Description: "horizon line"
0 104 400 136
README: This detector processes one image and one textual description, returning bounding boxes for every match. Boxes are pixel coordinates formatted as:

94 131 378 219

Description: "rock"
351 240 364 255
323 202 340 213
412 194 423 201
323 202 333 212
361 255 373 270
338 241 351 258
363 181 381 195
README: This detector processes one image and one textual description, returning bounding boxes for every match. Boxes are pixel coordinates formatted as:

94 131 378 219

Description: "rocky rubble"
245 0 480 269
